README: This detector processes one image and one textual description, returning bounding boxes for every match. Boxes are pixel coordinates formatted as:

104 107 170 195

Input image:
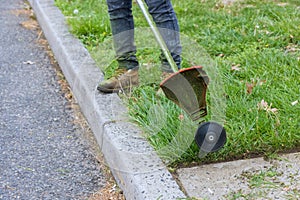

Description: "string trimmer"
136 0 227 154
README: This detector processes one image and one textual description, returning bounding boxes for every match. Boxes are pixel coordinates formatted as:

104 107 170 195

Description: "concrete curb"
28 0 186 199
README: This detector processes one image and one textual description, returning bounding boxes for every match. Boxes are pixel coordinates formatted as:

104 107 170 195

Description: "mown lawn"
55 0 300 166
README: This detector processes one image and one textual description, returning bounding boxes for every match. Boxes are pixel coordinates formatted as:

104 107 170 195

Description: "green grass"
55 0 300 165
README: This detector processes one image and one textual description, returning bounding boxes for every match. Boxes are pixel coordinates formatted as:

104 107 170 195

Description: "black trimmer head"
160 66 227 153
195 122 227 153
160 66 209 121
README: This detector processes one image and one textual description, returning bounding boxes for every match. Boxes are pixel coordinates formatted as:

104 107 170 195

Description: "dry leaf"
231 64 241 71
270 108 278 113
11 9 31 16
257 99 278 114
246 82 255 94
285 44 300 53
258 99 268 110
246 79 266 94
21 20 38 30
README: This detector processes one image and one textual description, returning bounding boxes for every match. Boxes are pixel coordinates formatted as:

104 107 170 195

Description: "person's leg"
98 0 139 93
106 0 139 69
145 0 182 72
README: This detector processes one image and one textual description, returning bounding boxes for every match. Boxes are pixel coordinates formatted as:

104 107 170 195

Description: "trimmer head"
195 122 227 153
160 66 209 121
135 0 227 155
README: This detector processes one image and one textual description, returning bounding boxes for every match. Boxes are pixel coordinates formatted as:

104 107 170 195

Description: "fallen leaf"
246 79 266 94
11 9 31 16
231 64 241 71
246 82 255 94
257 99 278 114
21 19 38 30
285 44 300 53
270 108 278 113
258 99 268 110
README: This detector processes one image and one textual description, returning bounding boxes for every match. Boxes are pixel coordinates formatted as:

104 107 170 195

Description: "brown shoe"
97 68 139 93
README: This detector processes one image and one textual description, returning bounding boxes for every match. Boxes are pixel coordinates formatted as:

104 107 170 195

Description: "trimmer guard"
160 66 209 121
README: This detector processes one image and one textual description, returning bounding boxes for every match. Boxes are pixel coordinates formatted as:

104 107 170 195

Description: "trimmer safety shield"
160 66 209 121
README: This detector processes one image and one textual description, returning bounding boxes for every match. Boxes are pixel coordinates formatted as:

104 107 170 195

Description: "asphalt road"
0 0 105 199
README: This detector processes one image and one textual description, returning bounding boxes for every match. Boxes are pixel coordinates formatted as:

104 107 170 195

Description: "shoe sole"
97 85 119 93
97 84 139 94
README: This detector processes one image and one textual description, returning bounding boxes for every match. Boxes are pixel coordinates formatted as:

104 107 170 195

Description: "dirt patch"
89 181 125 200
11 3 39 31
20 19 39 30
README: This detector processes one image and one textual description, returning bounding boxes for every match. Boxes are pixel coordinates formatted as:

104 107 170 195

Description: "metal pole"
135 0 178 72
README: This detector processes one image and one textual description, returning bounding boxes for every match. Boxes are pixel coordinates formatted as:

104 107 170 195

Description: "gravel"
0 0 105 199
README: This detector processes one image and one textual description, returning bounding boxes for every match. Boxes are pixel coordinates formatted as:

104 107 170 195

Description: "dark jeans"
106 0 182 72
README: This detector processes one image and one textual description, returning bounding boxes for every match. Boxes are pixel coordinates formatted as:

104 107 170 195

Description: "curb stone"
28 0 187 199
